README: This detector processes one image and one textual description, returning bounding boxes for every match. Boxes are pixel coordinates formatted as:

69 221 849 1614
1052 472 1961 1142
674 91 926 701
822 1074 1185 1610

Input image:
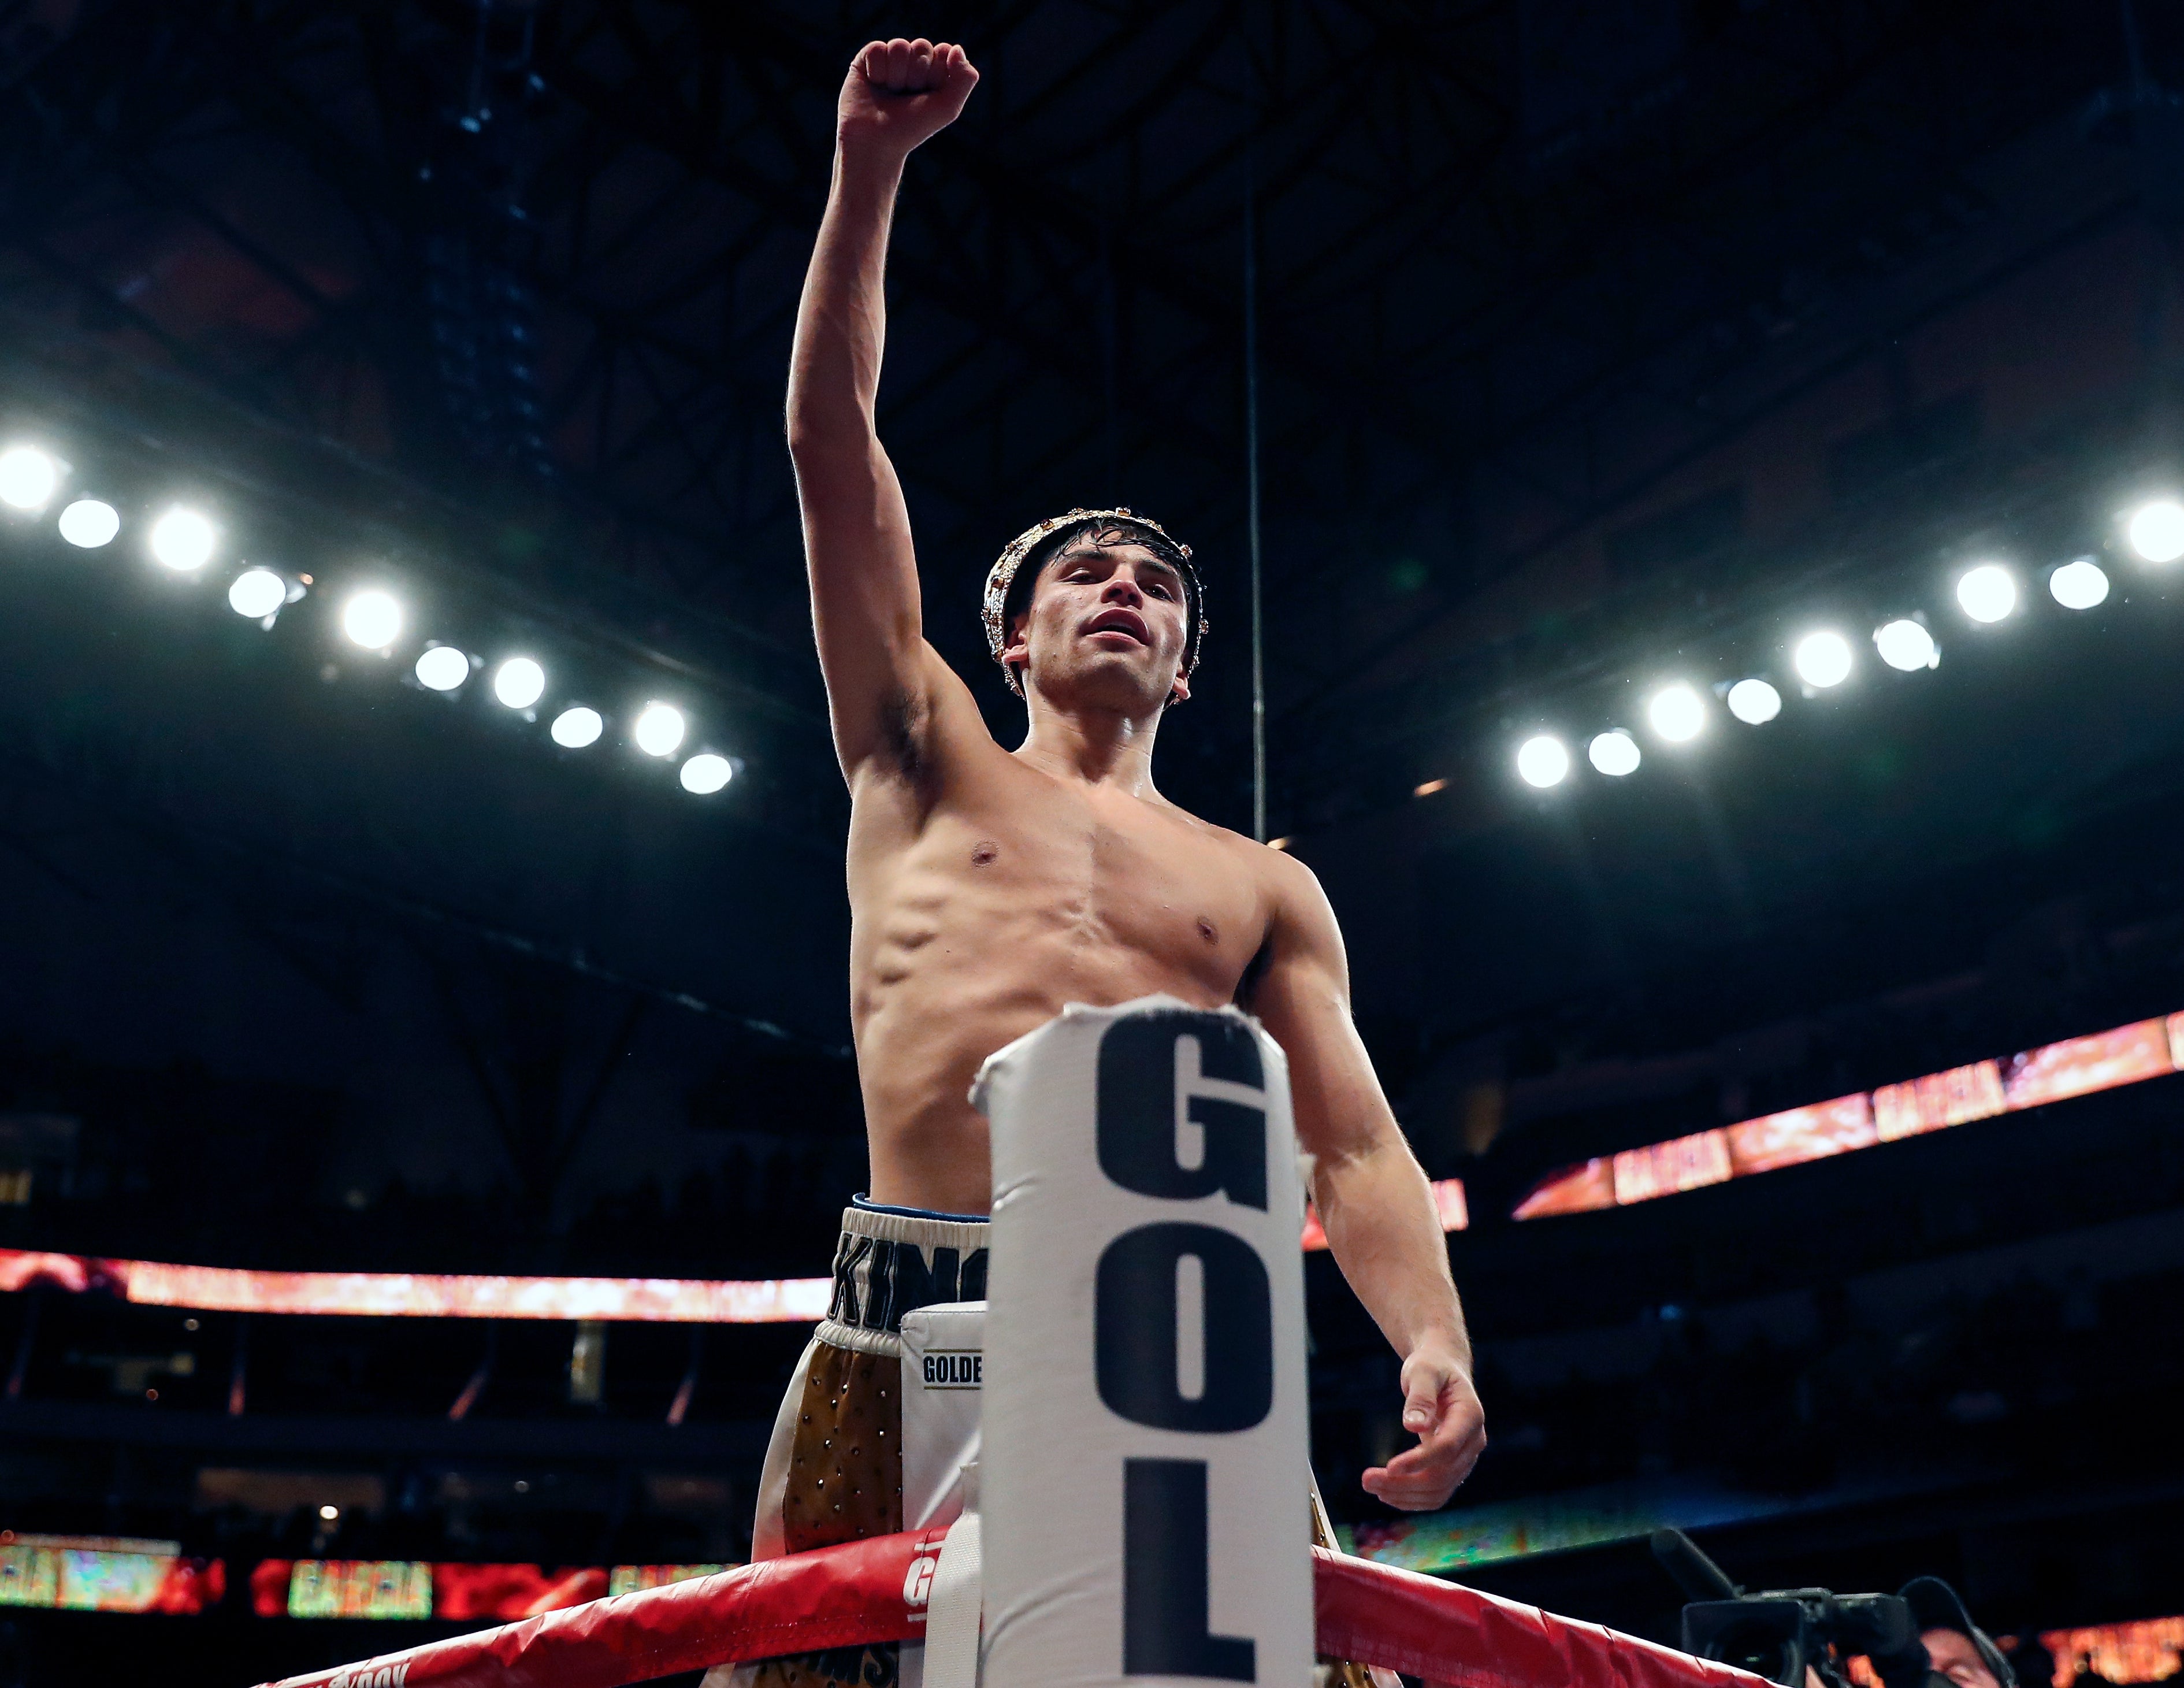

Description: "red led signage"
250 1560 734 1620
0 1251 835 1323
1516 1011 2184 1220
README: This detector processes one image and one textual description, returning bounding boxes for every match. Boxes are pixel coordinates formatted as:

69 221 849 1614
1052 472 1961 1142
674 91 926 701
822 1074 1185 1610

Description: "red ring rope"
253 1529 1769 1688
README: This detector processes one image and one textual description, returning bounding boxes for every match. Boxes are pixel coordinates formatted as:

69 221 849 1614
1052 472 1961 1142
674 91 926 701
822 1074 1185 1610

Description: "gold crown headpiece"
981 507 1205 698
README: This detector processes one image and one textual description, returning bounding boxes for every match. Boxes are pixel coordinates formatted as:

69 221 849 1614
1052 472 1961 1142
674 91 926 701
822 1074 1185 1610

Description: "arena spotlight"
633 701 686 758
680 752 734 794
341 589 402 650
414 645 470 692
1726 678 1781 725
2049 557 2110 609
318 1504 339 1523
1874 618 1938 671
1792 630 1854 689
1588 730 1640 776
2127 498 2184 563
148 506 216 572
1516 734 1570 788
226 567 287 619
57 498 120 547
1647 683 1707 743
492 656 546 710
551 706 604 748
1955 563 2016 624
0 444 60 511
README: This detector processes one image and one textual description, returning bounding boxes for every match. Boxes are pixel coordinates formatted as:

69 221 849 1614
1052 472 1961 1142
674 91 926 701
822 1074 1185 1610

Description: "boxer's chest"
975 783 1268 992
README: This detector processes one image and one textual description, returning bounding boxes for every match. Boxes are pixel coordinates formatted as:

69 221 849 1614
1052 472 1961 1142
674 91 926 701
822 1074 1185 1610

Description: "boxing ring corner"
255 1530 1770 1688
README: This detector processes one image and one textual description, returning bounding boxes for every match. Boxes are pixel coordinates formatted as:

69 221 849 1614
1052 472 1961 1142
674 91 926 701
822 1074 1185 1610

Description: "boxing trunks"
718 1197 1391 1688
720 1198 989 1688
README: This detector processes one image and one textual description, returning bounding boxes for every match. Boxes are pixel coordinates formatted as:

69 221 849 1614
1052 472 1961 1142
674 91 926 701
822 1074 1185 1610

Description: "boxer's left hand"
1361 1340 1486 1511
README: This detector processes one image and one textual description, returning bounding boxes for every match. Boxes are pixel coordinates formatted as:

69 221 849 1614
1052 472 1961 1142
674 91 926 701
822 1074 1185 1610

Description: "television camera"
1651 1529 1932 1688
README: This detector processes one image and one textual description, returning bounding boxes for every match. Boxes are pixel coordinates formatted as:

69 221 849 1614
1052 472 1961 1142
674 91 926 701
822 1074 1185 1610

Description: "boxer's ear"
1002 610 1032 688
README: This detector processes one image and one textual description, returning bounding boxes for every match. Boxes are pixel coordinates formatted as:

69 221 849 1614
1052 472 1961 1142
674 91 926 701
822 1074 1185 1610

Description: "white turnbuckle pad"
902 1301 986 1531
920 1461 984 1688
974 995 1313 1687
900 1302 986 1688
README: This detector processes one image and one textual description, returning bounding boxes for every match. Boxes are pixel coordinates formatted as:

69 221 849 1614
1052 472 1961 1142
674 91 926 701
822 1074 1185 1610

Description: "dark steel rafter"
1258 0 2118 726
0 0 2136 833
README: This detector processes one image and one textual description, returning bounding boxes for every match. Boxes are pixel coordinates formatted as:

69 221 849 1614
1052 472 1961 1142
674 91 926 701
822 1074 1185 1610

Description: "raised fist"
838 38 979 160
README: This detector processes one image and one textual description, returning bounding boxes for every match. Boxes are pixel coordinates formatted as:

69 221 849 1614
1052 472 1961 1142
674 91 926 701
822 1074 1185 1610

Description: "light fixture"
492 656 546 710
1726 678 1781 725
0 445 60 511
2049 557 2109 609
1955 563 2016 624
57 498 119 548
1874 618 1938 671
318 1504 339 1523
2127 498 2184 563
226 568 287 619
1647 683 1707 743
1588 731 1640 776
341 589 402 650
634 702 686 758
1413 778 1447 798
1792 630 1854 689
415 646 470 691
148 506 216 572
680 753 734 794
551 706 604 748
1516 734 1569 788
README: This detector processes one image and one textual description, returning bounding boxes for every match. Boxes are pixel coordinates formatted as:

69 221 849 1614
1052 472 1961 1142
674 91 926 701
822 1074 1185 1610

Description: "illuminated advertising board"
0 1253 835 1322
250 1560 742 1619
0 1181 1470 1315
281 1560 433 1620
0 1535 223 1613
2039 1615 2184 1687
607 1563 728 1596
1516 1007 2184 1220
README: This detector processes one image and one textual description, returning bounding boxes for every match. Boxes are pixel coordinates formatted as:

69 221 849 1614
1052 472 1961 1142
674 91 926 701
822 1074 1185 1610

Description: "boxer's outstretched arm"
789 39 978 778
1250 852 1488 1511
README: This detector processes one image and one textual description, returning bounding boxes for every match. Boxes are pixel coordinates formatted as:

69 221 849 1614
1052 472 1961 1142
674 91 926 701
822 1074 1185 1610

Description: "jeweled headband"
980 507 1206 698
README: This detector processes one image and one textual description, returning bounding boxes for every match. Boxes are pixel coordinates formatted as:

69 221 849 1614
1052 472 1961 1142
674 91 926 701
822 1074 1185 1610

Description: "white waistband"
822 1204 990 1345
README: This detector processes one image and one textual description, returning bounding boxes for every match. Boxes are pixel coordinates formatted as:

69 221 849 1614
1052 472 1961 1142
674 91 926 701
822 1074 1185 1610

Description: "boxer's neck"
1013 693 1165 797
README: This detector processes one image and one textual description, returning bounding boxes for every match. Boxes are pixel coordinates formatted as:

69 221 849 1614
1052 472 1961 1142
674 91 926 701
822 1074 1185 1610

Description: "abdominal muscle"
846 797 1258 1216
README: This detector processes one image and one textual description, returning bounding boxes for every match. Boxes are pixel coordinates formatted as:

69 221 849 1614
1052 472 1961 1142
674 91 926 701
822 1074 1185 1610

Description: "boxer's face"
1006 533 1191 712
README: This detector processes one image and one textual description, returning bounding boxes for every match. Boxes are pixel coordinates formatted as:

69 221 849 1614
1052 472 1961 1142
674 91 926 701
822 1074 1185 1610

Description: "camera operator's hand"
1871 1636 1934 1688
1361 1339 1486 1510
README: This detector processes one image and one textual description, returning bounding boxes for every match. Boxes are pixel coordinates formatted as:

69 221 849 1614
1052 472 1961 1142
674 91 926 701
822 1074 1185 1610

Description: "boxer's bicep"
1250 854 1391 1172
1258 852 1468 1376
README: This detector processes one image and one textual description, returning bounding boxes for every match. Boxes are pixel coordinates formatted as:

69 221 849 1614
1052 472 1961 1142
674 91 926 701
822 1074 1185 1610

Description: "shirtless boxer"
731 37 1486 1688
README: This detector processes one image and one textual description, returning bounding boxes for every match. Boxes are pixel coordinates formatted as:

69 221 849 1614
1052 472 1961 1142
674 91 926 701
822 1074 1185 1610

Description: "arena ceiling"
0 0 2134 819
0 0 2175 1110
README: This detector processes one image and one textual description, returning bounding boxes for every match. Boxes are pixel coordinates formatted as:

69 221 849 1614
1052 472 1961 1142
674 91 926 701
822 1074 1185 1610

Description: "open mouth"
1083 606 1150 644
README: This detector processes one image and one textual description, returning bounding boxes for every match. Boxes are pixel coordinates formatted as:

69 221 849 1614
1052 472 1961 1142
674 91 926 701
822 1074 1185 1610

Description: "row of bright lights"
1509 500 2184 790
0 446 736 795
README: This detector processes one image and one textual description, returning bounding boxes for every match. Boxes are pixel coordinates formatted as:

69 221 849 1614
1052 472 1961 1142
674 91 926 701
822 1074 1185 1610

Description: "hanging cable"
1245 157 1266 843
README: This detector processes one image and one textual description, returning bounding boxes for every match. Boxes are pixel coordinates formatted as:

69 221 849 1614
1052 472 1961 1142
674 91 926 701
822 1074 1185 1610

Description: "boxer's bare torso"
788 34 1484 1508
847 651 1288 1214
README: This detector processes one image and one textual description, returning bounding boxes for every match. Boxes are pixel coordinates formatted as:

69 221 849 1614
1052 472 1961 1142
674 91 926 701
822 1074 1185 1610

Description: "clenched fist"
838 38 979 161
